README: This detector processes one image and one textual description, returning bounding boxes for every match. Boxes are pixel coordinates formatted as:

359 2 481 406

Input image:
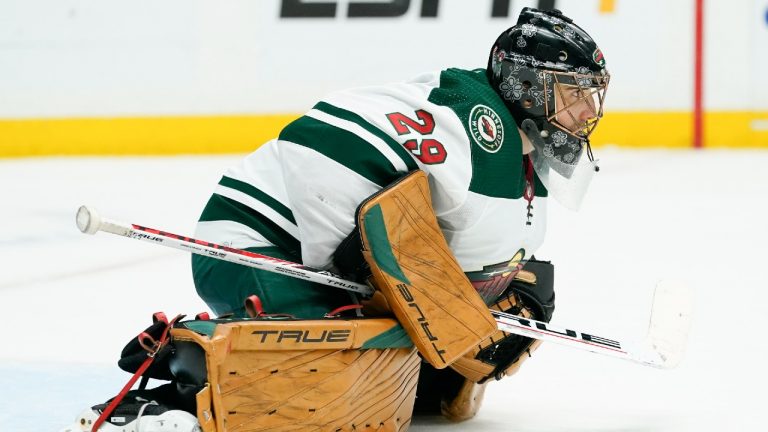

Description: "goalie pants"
191 246 355 318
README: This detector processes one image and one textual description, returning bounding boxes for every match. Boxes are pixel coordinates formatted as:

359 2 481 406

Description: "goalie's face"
555 84 596 130
545 72 609 141
552 83 600 139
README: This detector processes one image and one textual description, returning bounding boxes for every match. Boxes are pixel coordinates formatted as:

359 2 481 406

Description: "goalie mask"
488 8 610 210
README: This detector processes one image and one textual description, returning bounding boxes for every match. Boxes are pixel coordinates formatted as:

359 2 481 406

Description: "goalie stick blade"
644 279 694 369
490 280 693 369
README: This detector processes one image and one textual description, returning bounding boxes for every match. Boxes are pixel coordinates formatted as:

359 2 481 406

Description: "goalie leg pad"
171 317 420 432
357 170 498 369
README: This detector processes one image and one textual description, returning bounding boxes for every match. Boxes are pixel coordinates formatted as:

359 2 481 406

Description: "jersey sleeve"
276 101 419 268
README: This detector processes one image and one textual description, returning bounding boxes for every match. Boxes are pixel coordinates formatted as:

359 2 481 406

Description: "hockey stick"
76 205 692 369
75 206 372 296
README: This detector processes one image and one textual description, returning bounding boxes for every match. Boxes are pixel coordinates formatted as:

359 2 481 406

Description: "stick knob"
76 205 102 234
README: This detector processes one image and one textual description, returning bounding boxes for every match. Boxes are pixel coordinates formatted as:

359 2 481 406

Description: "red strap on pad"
244 295 265 318
244 295 295 319
324 304 364 318
90 313 182 432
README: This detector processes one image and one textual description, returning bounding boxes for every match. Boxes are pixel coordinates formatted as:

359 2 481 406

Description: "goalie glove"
450 259 555 383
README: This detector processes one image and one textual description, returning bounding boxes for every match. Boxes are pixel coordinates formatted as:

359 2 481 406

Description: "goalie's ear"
356 170 498 369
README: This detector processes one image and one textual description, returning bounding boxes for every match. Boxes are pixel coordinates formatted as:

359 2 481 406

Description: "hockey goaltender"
63 7 610 432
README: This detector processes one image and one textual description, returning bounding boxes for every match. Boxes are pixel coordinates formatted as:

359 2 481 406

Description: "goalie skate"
59 400 200 432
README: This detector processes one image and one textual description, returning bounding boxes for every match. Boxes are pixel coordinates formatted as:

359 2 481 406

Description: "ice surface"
1 149 765 431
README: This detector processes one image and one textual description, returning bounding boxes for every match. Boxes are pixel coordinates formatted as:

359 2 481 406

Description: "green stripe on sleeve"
313 101 419 172
218 176 296 224
278 115 404 187
198 194 302 260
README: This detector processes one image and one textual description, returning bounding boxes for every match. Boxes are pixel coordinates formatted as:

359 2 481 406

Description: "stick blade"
645 279 694 369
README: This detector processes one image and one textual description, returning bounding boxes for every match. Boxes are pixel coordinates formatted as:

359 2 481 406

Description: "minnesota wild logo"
593 48 606 67
469 105 504 153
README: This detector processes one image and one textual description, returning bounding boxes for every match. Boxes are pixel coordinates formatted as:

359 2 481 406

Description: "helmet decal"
593 49 605 66
576 67 593 87
491 48 506 76
530 85 551 106
551 130 568 147
469 105 505 153
512 56 527 72
498 73 551 107
521 23 538 37
499 75 524 101
543 143 554 157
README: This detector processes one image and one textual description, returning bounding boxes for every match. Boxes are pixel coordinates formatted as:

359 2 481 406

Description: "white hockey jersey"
195 68 548 304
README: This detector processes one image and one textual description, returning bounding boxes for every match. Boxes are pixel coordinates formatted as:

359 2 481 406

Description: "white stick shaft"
76 206 689 369
76 206 373 296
